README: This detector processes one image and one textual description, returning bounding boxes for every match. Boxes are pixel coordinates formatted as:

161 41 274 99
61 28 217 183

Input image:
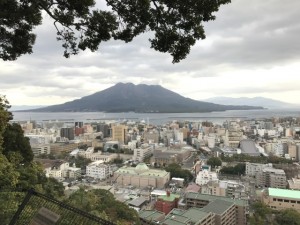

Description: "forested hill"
28 83 264 113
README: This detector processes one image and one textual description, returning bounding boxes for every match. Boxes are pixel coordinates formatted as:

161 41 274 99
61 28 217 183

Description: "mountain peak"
204 96 298 109
29 84 264 113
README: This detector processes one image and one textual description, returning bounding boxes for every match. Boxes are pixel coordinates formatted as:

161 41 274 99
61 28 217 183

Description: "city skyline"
1 0 300 106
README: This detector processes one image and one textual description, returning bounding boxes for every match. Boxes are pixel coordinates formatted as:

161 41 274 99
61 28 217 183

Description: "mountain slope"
30 83 264 113
204 97 298 109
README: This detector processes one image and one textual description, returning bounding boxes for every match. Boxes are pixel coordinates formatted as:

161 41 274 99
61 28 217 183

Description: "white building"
31 144 51 156
174 130 184 143
195 170 218 186
256 167 287 189
207 134 216 148
45 161 80 179
86 161 111 180
78 150 118 162
133 144 153 162
245 162 273 176
288 178 300 190
128 141 138 150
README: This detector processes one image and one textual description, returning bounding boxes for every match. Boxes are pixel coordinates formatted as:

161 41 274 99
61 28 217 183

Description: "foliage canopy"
165 163 193 183
206 156 222 168
1 0 231 62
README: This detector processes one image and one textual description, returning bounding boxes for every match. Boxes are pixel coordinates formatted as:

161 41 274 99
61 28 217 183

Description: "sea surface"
11 109 300 125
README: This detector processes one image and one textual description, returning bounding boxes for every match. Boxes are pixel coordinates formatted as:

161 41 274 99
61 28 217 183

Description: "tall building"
86 161 112 179
31 144 50 156
75 122 83 128
288 144 297 160
75 127 85 136
111 124 127 144
224 121 243 149
201 199 236 225
133 145 153 162
195 170 218 186
245 162 273 177
60 127 74 140
255 167 287 188
144 130 160 143
96 123 110 138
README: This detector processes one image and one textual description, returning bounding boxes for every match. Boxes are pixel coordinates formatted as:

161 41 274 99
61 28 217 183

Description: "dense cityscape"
1 0 300 224
3 109 300 224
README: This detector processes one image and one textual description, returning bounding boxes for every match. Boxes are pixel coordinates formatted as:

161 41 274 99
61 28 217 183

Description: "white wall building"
245 162 273 176
45 161 80 179
174 130 184 143
128 141 138 150
195 170 218 186
86 161 111 180
207 134 216 148
31 144 51 156
133 144 153 162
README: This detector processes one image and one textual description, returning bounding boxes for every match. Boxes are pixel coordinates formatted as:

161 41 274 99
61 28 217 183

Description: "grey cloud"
1 0 300 105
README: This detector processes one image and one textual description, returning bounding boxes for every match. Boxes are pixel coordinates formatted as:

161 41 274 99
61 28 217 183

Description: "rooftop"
128 196 147 207
268 188 300 199
158 193 180 202
139 210 164 221
164 208 211 225
201 199 234 215
115 165 169 177
185 192 248 207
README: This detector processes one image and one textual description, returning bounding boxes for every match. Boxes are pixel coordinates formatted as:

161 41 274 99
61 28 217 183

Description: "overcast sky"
1 0 300 106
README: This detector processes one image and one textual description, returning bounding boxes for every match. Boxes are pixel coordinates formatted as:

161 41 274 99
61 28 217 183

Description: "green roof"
135 163 149 172
158 193 180 202
163 218 188 225
268 188 300 199
181 208 210 223
139 210 164 221
164 208 211 225
185 192 248 207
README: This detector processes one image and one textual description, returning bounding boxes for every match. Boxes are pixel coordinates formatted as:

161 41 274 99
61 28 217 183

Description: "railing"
0 189 116 225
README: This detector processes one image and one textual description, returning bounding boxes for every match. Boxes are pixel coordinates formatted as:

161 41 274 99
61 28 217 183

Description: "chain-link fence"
0 189 116 225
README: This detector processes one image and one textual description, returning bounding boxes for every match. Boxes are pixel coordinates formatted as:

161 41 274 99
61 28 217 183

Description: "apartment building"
139 208 215 225
133 145 153 162
201 180 247 199
60 127 74 140
111 124 127 144
195 170 218 186
183 192 248 225
201 200 236 225
42 160 81 179
224 122 243 149
50 142 80 155
261 188 300 212
143 130 160 143
163 208 215 225
86 161 111 179
245 162 273 177
288 178 300 190
255 167 287 188
31 144 50 156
